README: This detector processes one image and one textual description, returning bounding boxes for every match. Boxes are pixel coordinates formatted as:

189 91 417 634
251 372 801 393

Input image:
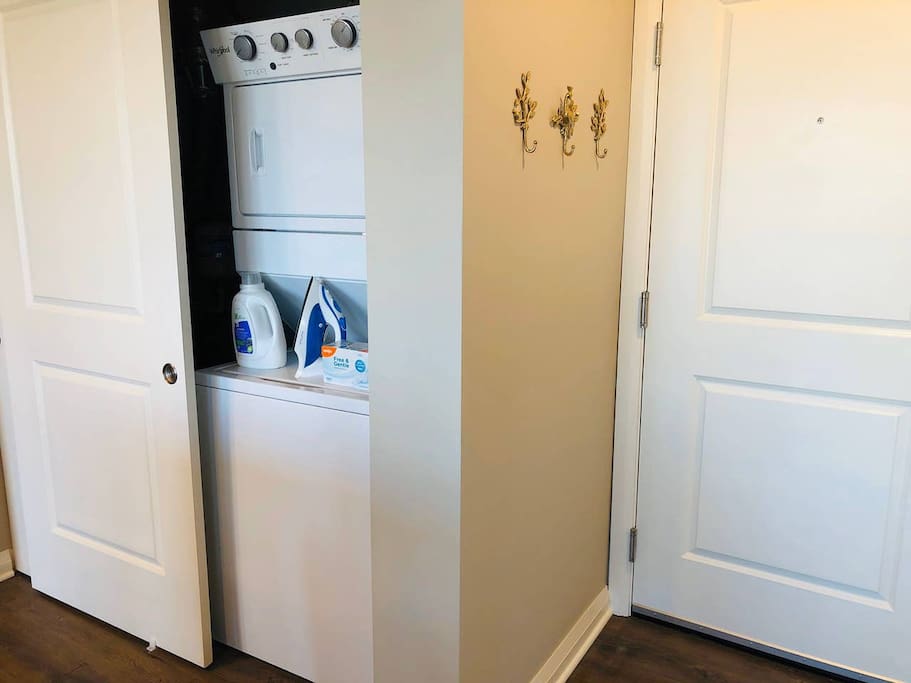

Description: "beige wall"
362 1 464 682
459 1 633 681
364 0 633 680
0 453 10 552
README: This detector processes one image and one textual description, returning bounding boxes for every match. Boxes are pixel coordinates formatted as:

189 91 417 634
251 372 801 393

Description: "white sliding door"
0 0 211 665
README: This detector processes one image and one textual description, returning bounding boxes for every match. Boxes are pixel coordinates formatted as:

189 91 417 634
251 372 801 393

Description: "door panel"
4 0 140 312
0 0 211 665
38 365 161 565
636 1 911 680
705 2 911 323
692 379 908 600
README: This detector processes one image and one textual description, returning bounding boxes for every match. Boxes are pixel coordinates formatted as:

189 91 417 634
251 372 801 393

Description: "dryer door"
230 74 365 228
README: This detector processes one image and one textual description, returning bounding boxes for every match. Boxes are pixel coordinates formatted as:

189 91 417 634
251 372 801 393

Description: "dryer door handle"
250 128 265 175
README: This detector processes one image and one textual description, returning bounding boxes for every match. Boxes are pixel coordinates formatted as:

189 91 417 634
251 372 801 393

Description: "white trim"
529 587 612 683
0 549 13 582
609 0 665 617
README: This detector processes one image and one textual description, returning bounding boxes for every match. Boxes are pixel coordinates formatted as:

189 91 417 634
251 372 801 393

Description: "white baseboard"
0 549 13 582
530 586 612 683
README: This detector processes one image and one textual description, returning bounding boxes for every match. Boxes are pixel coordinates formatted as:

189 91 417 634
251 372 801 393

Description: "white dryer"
201 7 366 281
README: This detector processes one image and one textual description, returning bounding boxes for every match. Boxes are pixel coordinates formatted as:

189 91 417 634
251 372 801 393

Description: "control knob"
233 35 257 61
295 28 314 49
270 32 289 52
331 19 357 48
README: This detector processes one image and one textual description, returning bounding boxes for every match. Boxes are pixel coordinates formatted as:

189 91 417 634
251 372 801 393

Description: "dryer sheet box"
321 342 369 392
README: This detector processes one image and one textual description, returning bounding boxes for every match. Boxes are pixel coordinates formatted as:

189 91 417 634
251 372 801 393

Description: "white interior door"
0 0 211 665
636 1 911 681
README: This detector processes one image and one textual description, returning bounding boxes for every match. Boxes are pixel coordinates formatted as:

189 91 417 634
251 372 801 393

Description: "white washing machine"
195 364 371 683
198 8 372 683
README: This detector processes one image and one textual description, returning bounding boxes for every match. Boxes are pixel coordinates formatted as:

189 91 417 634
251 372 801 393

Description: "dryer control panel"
201 7 361 85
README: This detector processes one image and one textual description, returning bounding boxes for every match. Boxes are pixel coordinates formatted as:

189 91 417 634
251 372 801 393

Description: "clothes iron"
294 278 347 378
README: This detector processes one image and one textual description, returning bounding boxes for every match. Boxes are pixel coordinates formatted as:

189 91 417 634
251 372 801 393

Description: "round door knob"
233 35 257 61
270 32 289 52
331 19 357 48
295 28 313 49
162 363 179 385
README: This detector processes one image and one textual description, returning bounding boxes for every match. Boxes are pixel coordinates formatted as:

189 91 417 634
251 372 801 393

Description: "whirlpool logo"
209 45 230 56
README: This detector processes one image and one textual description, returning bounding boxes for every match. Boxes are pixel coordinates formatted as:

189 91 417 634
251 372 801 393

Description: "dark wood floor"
0 575 306 683
0 573 846 683
569 612 845 683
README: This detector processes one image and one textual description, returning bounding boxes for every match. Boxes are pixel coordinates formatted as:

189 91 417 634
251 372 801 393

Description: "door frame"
608 0 663 617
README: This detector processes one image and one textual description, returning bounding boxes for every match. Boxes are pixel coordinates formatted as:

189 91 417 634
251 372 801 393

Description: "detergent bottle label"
234 320 254 354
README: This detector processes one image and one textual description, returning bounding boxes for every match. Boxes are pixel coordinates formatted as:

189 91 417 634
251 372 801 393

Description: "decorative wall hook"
512 71 538 168
551 86 579 168
591 89 610 166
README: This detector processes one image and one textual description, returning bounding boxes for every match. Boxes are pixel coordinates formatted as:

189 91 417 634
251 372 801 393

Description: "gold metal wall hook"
551 86 579 169
591 89 610 166
512 71 538 168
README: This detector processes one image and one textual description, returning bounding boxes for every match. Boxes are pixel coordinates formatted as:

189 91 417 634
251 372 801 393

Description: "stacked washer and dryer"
196 8 372 683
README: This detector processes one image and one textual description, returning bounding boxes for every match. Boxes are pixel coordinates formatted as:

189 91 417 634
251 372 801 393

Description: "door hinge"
629 526 638 563
638 291 650 329
655 21 664 67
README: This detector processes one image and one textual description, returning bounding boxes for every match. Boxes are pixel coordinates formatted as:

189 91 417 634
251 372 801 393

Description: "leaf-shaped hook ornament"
591 89 609 166
551 86 580 169
512 71 538 168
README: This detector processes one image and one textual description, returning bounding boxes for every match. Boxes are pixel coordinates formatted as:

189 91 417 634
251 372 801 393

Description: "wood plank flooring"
0 575 306 683
0 573 848 683
569 612 846 683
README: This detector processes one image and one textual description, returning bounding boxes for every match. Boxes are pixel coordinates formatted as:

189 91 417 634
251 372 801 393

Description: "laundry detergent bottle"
231 272 287 370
